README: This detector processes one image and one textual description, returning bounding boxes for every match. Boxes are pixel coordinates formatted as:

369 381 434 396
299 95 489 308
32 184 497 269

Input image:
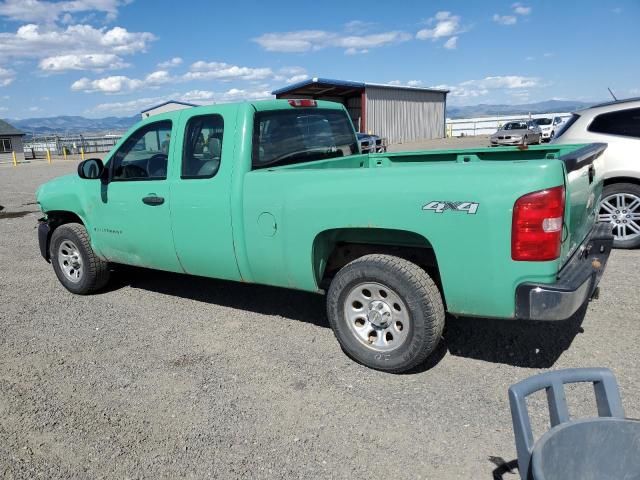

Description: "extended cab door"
169 108 242 281
92 119 183 272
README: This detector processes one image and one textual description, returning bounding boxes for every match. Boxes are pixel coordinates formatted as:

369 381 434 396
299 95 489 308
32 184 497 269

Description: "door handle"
142 195 165 206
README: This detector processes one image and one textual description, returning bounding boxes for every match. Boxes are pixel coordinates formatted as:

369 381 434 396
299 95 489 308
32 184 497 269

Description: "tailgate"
559 143 607 263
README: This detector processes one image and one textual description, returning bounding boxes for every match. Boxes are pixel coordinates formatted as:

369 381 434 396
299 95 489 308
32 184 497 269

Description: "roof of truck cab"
250 99 345 111
135 99 346 126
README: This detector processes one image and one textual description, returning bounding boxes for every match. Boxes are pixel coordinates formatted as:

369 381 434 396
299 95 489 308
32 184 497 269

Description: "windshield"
534 118 552 125
504 122 527 130
252 108 358 169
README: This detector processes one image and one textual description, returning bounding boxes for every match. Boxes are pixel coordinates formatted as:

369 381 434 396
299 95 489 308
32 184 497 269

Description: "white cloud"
443 36 458 49
71 60 290 94
157 56 182 68
512 3 531 15
71 75 142 93
0 23 155 73
0 67 15 86
179 90 215 102
416 11 462 41
254 29 410 54
461 75 539 89
344 20 375 34
493 14 517 25
71 69 175 93
385 80 425 88
89 87 274 115
345 47 368 55
286 74 308 83
432 75 541 102
39 53 127 71
0 0 127 23
494 3 531 25
184 61 273 81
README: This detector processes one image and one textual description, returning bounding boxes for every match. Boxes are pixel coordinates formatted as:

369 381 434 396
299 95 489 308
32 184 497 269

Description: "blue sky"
0 0 638 118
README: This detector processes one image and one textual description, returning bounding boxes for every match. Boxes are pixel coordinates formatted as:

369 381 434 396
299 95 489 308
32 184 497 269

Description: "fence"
446 112 573 137
23 133 122 159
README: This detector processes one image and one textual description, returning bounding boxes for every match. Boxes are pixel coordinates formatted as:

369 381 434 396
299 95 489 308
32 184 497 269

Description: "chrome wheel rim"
57 240 83 283
343 282 410 352
599 193 640 242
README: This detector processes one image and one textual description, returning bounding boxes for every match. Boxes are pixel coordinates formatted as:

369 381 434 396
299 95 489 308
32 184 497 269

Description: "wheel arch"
42 210 86 259
312 227 443 299
603 176 640 188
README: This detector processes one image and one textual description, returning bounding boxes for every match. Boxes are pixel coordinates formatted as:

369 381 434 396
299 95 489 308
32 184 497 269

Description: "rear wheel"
327 254 445 373
50 223 110 294
598 183 640 249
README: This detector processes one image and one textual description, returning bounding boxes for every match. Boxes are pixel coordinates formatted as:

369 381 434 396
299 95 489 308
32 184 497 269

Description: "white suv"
552 98 640 248
534 116 566 142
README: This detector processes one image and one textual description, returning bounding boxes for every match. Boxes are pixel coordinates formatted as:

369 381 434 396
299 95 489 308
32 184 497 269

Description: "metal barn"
273 78 448 144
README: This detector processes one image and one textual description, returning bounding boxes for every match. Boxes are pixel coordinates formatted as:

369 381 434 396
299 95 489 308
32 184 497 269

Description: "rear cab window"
182 114 224 179
252 108 358 170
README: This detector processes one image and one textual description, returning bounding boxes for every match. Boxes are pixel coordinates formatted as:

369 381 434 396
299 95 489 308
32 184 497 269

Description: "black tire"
600 183 640 249
327 254 445 373
50 223 110 294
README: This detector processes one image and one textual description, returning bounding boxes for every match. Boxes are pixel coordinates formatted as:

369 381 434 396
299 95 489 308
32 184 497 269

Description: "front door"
92 119 183 272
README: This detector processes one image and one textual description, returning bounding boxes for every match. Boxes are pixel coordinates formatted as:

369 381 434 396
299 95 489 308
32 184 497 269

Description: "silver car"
551 97 640 248
490 120 542 146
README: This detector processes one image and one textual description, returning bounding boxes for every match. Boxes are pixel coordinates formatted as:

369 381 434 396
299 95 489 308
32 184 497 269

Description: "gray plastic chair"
508 368 640 480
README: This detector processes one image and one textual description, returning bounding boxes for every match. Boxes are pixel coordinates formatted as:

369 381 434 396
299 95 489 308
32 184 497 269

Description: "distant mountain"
6 115 139 136
446 99 599 119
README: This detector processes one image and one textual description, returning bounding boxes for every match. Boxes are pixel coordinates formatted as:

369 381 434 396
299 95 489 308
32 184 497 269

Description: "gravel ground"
1 159 638 480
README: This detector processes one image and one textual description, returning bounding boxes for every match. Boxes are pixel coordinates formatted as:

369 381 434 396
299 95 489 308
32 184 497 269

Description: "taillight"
288 99 317 107
512 185 565 261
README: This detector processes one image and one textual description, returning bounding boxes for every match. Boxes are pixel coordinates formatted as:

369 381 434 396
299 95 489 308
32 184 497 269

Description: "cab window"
252 108 358 170
588 108 640 139
182 115 224 179
111 120 172 181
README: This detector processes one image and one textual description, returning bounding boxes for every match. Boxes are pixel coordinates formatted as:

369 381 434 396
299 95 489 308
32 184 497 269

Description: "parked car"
533 116 566 142
551 97 640 248
357 132 387 153
490 120 542 146
36 99 612 373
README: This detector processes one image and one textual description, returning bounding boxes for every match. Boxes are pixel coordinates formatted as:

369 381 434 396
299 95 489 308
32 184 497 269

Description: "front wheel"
327 254 445 373
50 223 110 294
598 183 640 249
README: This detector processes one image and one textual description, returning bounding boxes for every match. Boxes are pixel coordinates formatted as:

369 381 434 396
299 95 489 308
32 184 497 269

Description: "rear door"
169 108 242 281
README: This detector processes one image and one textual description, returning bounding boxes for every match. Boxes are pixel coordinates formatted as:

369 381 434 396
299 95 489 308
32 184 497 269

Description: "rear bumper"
515 222 613 321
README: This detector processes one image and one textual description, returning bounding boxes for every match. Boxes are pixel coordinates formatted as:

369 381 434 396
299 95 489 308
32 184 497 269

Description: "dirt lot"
1 157 639 479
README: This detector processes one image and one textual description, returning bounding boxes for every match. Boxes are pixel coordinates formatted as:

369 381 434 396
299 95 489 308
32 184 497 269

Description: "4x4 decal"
422 201 479 214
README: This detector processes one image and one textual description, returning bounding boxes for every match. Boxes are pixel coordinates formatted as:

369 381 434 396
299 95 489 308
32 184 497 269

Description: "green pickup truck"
36 99 612 372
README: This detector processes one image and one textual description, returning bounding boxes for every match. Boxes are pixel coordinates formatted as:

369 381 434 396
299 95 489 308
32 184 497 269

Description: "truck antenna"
607 87 618 101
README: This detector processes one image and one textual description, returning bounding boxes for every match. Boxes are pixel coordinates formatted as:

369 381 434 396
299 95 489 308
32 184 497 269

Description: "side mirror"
78 158 105 179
